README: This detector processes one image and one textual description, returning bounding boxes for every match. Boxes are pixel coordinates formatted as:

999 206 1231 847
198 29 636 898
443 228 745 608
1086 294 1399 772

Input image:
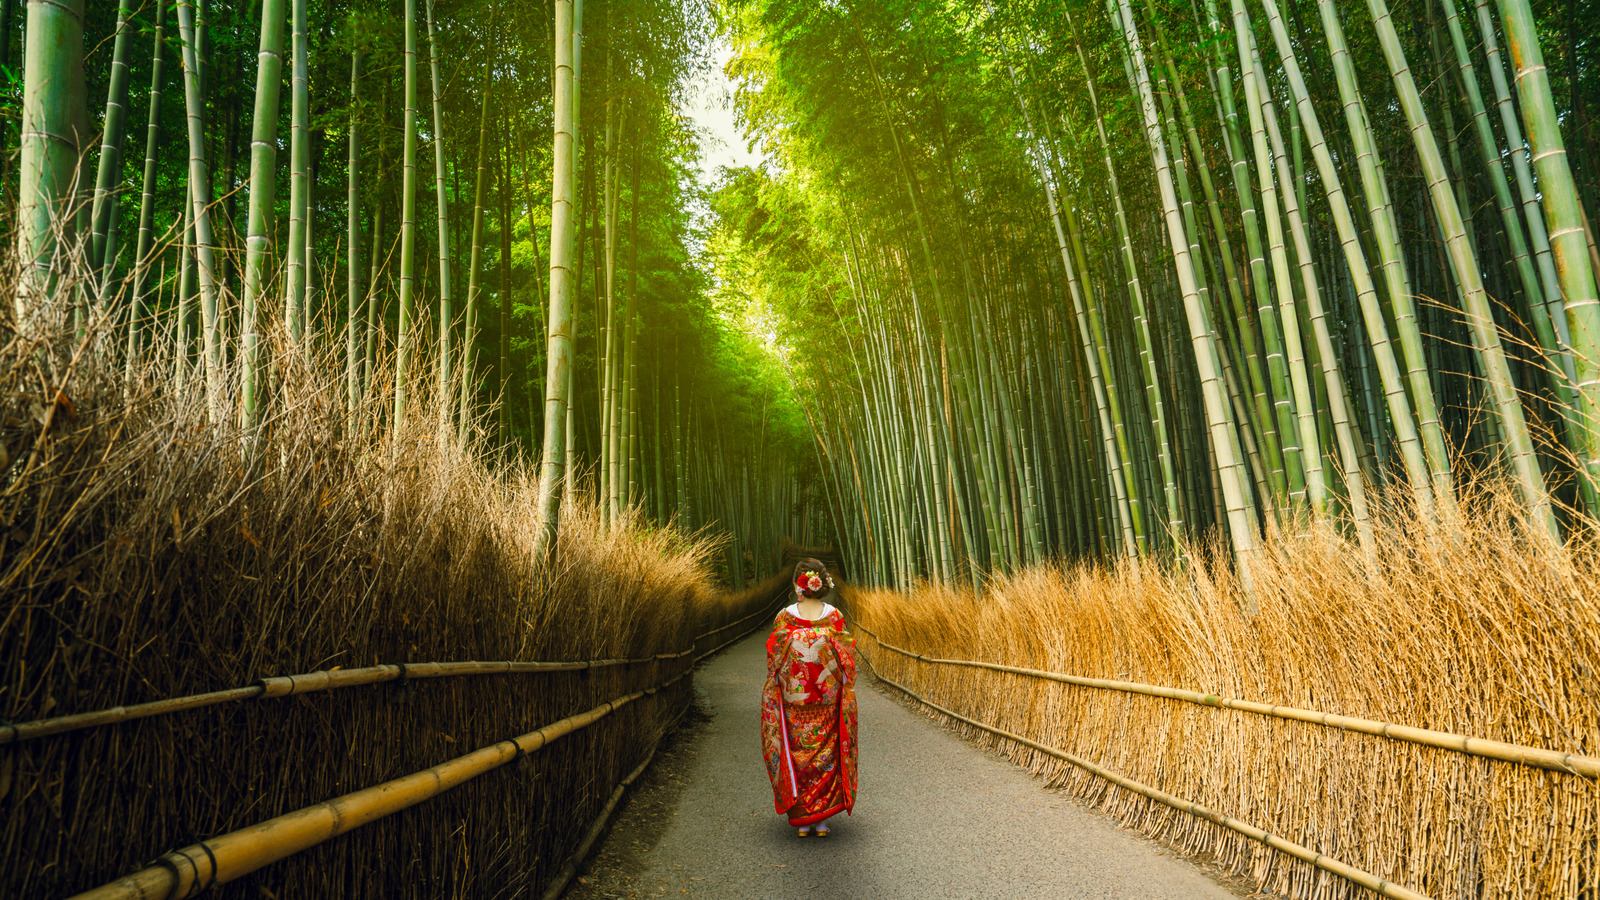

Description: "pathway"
564 631 1247 899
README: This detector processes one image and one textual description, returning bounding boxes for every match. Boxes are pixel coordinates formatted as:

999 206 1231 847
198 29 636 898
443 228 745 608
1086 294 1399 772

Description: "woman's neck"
795 596 827 619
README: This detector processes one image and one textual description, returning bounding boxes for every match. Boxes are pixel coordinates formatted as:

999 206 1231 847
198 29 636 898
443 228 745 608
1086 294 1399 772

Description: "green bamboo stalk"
13 0 84 330
532 0 577 559
499 124 512 439
1292 0 1456 514
1064 199 1141 557
347 49 362 418
624 129 643 508
1227 20 1323 515
566 0 583 499
283 0 308 343
1365 0 1555 534
1154 46 1291 510
458 80 490 439
1064 14 1177 544
88 0 134 294
1494 0 1600 491
1476 0 1569 368
126 0 167 364
1202 0 1277 358
238 0 286 431
393 0 420 434
1114 0 1257 585
1160 40 1286 518
1253 45 1376 551
175 0 224 422
602 97 625 523
364 172 384 410
176 190 195 387
426 0 454 435
1247 0 1437 520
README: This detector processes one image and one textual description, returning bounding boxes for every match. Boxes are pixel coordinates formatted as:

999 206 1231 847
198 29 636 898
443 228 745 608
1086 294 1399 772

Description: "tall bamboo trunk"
126 0 167 366
426 0 455 437
88 0 134 298
1495 0 1600 493
392 0 420 434
346 50 363 418
459 80 491 439
1364 0 1555 535
283 0 309 344
532 0 577 559
14 0 84 332
239 0 286 431
1114 0 1257 590
564 0 583 500
175 0 224 422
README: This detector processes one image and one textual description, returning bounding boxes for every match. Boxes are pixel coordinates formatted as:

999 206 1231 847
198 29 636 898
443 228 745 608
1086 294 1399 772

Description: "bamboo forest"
3 0 1599 896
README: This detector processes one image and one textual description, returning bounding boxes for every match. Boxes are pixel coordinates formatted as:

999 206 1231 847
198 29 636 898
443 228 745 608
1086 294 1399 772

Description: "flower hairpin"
795 570 832 595
796 572 818 592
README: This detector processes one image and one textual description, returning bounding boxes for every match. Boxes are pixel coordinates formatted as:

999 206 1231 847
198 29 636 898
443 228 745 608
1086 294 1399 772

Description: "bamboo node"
258 677 294 699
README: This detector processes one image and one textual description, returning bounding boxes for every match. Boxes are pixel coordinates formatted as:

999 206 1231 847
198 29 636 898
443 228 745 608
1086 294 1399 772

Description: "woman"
761 558 858 837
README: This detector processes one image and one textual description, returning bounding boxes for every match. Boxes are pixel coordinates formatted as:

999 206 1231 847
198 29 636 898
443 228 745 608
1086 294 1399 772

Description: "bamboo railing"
72 677 684 900
3 602 781 746
854 623 1600 778
64 597 786 900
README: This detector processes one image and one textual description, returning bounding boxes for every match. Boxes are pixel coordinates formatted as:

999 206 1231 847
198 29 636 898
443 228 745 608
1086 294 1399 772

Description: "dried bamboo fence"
66 591 785 900
857 628 1600 780
0 315 796 898
843 519 1600 900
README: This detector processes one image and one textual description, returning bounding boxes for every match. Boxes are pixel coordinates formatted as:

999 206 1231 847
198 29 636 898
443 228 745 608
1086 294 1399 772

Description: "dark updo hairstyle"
793 558 835 600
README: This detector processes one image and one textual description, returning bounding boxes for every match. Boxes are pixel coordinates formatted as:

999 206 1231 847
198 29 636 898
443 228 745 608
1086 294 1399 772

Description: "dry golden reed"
0 268 781 898
849 497 1600 900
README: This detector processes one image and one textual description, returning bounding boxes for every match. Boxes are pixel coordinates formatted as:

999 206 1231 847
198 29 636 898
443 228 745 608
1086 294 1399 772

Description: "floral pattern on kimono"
761 603 858 826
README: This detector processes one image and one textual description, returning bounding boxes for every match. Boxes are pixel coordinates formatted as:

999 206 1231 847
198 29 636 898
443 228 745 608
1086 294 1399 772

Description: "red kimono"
761 603 858 826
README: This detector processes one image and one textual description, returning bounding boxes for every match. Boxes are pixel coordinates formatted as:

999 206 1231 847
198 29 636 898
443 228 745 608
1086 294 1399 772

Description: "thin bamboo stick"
856 625 1600 779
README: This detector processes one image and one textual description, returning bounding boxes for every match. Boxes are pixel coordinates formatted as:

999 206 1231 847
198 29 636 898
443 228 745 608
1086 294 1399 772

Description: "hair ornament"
795 569 834 598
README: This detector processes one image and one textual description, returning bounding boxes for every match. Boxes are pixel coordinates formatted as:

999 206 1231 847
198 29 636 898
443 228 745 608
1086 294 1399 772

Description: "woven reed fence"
58 591 784 900
0 316 793 898
7 567 787 899
845 509 1600 900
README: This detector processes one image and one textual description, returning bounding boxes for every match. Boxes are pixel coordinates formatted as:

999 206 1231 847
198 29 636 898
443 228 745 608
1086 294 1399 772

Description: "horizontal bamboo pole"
4 601 787 746
862 654 1433 900
854 624 1600 779
0 685 267 745
70 668 693 900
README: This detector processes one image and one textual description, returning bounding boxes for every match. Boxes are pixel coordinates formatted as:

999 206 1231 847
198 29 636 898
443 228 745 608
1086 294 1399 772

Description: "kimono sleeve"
765 613 791 675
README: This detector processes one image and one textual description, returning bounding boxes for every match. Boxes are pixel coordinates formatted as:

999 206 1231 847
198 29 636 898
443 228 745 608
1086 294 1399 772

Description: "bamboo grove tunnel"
3 0 1599 896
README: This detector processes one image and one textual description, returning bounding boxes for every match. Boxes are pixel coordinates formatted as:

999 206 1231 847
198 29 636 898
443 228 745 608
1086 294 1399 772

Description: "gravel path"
563 632 1249 899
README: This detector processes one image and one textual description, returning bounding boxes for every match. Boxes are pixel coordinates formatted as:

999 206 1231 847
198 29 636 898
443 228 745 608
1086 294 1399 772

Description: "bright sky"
684 37 768 184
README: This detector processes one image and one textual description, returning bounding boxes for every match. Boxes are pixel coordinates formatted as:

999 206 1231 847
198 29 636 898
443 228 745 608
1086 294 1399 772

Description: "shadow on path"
563 632 1251 899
